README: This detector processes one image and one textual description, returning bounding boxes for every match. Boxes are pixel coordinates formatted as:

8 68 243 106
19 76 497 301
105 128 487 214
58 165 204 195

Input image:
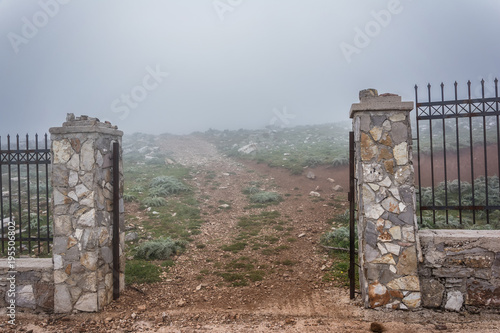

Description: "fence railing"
415 79 500 227
0 134 52 256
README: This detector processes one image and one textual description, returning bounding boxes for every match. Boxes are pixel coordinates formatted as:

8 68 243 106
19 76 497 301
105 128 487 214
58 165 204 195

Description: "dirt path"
13 135 500 332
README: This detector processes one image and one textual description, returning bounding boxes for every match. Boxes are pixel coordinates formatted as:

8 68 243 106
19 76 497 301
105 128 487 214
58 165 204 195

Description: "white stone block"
445 290 463 312
74 292 98 312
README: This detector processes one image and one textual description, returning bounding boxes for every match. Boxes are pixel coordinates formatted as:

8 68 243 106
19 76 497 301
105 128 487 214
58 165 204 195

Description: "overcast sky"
1 0 499 136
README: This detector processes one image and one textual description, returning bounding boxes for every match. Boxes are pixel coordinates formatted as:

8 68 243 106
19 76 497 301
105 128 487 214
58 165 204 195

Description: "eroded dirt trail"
16 135 500 332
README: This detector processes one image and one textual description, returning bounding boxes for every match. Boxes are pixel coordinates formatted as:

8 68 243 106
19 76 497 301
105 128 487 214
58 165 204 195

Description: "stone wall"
419 230 500 311
0 259 53 312
49 114 124 313
350 90 421 310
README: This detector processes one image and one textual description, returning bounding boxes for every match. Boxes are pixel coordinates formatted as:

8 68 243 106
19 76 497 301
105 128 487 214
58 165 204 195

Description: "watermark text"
7 0 71 54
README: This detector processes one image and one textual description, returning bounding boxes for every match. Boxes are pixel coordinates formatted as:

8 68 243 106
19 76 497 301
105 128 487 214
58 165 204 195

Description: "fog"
1 0 499 135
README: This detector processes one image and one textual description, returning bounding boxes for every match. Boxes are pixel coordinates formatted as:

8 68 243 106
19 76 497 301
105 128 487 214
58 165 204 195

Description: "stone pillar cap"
350 90 414 118
49 113 123 136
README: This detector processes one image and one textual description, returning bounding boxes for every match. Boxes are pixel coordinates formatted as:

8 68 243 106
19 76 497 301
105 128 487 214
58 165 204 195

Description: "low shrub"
135 238 187 260
242 186 261 195
123 193 137 202
142 196 167 207
149 176 189 196
249 191 282 204
320 227 356 249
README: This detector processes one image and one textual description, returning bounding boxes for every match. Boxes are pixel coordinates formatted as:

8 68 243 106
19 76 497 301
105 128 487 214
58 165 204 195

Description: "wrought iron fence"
415 79 500 228
0 134 52 256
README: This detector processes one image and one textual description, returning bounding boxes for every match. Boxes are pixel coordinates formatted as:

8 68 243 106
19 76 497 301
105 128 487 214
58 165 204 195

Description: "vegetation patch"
249 191 282 204
322 251 358 289
125 260 162 284
149 175 189 197
221 242 247 253
320 227 355 249
201 122 350 175
418 176 500 229
242 186 261 195
141 196 167 207
261 245 289 256
214 257 265 286
135 238 187 260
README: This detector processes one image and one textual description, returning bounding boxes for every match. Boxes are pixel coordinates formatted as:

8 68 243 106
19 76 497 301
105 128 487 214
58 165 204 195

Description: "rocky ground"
8 135 500 332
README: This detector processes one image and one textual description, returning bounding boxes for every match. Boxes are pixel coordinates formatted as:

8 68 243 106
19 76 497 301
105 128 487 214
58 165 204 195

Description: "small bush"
332 157 349 167
217 272 247 286
130 186 145 192
135 238 187 260
221 242 247 252
249 191 282 204
142 197 167 207
149 176 188 196
303 156 324 167
320 227 357 249
334 210 350 226
247 270 265 282
123 193 137 202
242 186 261 195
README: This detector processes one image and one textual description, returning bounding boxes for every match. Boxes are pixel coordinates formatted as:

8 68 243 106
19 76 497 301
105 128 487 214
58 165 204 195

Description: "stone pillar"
350 90 421 310
49 114 124 313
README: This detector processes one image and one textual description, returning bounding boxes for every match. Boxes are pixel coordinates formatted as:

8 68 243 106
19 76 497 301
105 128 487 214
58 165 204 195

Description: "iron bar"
428 84 437 224
16 135 22 252
420 205 500 211
481 80 490 224
455 82 463 224
45 134 50 252
441 83 449 223
415 85 424 225
36 134 41 252
496 78 500 211
113 141 120 300
418 111 500 121
7 135 13 244
348 131 355 300
26 134 32 253
417 96 500 108
468 81 476 223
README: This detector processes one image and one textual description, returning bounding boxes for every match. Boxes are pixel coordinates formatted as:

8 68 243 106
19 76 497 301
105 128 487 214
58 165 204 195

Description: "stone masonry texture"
350 90 420 310
49 114 124 313
419 230 500 312
0 259 53 312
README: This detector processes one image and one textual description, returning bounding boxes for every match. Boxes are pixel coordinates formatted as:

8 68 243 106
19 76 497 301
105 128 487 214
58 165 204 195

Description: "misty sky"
1 0 500 136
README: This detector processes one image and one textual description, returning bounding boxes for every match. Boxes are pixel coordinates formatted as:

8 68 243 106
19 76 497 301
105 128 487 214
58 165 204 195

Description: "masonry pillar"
350 90 421 310
49 114 125 313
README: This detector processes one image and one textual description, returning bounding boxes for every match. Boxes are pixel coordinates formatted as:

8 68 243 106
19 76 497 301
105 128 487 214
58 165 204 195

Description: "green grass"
276 259 295 266
125 260 163 284
261 245 289 256
247 270 265 282
212 257 265 286
221 242 247 253
322 251 359 289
